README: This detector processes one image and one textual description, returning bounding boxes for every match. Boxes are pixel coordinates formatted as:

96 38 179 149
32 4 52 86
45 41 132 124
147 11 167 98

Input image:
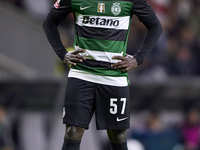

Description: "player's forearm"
43 10 67 61
134 16 162 65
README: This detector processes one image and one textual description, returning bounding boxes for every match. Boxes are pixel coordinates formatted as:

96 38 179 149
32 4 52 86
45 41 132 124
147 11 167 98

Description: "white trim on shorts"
68 68 128 87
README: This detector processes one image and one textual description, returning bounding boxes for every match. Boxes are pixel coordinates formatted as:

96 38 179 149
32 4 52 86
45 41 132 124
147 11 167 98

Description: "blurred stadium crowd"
128 0 200 78
1 0 200 150
82 0 195 79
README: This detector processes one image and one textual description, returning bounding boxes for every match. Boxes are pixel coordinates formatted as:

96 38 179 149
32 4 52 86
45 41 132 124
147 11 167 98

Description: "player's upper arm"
42 0 72 61
45 0 72 26
131 0 157 28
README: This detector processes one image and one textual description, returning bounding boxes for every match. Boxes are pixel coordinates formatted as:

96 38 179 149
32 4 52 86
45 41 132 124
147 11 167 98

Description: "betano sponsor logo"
76 14 130 30
82 16 119 27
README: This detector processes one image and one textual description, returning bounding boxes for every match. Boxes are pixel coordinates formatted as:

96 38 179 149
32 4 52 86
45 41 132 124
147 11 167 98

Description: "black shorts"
63 77 130 130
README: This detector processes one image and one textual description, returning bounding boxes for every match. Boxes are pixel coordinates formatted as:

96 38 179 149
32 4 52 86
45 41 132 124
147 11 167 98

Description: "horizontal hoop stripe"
75 24 127 41
72 63 127 77
74 36 125 53
76 14 130 30
75 46 123 63
68 68 128 86
78 59 116 69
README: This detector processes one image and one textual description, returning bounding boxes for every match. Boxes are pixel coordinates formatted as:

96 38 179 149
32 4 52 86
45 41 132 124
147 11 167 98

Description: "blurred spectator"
131 111 181 150
181 108 200 150
145 111 163 132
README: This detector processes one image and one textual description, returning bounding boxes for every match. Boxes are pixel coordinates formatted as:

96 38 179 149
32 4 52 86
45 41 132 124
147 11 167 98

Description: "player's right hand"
63 49 86 66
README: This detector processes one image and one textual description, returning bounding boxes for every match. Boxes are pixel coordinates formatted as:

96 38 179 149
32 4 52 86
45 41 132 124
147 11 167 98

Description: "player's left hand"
111 54 138 72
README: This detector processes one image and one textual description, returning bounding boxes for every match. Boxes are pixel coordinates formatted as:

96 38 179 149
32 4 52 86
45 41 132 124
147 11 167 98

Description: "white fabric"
76 14 130 30
75 46 123 63
68 69 128 86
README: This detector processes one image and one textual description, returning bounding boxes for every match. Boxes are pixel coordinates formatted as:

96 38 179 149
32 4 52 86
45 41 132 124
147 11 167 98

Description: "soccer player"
43 0 162 149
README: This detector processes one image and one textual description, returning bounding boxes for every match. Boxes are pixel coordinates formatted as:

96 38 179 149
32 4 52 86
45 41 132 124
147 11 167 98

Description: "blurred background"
0 0 200 150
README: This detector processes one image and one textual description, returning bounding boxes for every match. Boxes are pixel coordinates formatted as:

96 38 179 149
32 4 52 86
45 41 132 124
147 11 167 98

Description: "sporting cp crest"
111 2 121 16
98 3 105 13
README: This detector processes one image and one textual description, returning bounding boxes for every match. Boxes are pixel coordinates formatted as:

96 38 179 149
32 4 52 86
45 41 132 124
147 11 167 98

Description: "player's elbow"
148 17 162 36
156 18 162 36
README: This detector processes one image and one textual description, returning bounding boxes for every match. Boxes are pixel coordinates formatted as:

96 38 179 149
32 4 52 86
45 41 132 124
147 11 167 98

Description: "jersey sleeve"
43 0 72 61
131 0 162 65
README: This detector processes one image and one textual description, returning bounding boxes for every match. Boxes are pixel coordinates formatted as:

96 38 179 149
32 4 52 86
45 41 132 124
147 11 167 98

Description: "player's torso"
69 0 133 85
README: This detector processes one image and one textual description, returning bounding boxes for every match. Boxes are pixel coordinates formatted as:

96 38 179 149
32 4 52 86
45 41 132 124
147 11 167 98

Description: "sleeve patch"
54 0 61 8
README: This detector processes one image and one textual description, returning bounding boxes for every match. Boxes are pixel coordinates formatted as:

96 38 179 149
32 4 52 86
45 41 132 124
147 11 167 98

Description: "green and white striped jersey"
47 0 158 86
71 0 133 86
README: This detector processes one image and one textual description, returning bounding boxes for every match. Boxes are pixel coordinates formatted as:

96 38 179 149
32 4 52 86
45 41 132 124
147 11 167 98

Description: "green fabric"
72 63 128 77
71 0 133 78
72 0 133 17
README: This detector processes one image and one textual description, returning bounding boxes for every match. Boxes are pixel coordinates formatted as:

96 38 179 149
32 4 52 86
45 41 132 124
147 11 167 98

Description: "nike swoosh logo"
116 117 128 122
80 6 91 10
